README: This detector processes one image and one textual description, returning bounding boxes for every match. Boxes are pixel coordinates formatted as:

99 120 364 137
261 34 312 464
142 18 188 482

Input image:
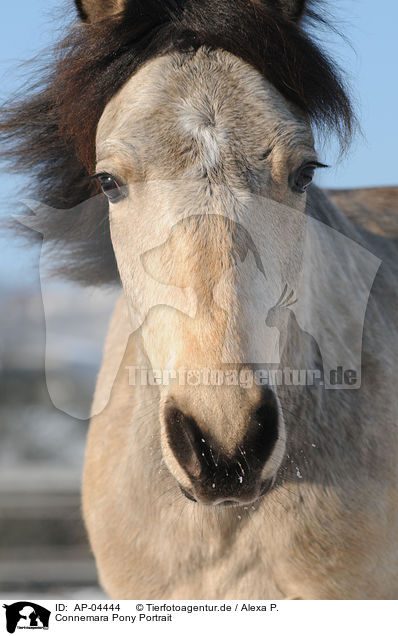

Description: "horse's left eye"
292 163 317 193
96 173 127 203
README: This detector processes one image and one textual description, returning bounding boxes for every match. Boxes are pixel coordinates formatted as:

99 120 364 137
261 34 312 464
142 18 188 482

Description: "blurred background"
0 0 397 599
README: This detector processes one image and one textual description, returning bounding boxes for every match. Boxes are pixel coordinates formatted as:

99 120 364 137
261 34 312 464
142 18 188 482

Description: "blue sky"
0 1 397 285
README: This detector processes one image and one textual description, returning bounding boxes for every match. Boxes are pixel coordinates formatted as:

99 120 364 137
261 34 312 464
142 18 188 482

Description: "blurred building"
0 281 118 598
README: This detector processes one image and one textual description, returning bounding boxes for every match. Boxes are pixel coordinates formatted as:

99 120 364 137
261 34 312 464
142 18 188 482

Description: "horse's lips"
178 477 274 506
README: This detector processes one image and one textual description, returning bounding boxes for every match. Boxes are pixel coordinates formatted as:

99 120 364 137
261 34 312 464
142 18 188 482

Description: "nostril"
244 389 279 468
164 404 203 479
164 391 280 505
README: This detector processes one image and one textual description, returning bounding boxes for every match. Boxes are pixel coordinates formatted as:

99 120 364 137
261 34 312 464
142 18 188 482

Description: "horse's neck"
307 185 360 237
294 187 382 382
277 188 396 477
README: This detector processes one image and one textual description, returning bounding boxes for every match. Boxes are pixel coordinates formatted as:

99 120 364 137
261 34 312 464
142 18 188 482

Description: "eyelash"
291 161 328 193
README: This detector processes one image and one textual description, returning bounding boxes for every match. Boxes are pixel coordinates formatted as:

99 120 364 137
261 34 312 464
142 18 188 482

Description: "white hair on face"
178 97 228 171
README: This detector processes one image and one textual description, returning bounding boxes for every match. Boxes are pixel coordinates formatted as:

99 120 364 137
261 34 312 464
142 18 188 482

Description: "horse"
1 0 398 599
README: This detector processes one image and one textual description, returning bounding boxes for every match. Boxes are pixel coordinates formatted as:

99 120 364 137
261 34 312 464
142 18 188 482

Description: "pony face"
95 48 319 504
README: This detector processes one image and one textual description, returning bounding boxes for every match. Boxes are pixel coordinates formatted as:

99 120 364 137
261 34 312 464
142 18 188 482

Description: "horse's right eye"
96 173 127 203
292 163 316 193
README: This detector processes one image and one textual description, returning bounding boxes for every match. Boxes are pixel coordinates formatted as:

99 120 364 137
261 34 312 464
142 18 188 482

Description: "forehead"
96 48 314 174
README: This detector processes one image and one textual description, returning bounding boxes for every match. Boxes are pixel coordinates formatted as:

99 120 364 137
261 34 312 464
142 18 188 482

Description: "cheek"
110 204 198 340
108 200 132 255
108 196 158 288
108 204 142 300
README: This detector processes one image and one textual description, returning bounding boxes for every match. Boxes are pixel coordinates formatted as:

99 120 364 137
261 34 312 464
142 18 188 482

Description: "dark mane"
0 0 354 285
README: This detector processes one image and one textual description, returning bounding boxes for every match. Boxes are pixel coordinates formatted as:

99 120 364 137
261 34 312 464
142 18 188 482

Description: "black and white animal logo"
3 602 51 633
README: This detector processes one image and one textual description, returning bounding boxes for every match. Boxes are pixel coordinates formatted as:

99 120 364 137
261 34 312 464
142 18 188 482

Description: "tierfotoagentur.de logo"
2 603 51 633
